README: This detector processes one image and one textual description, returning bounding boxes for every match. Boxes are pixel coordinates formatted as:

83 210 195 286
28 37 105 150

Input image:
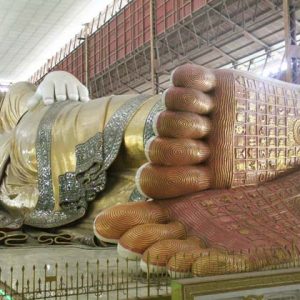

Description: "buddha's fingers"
171 64 216 92
136 164 212 199
93 202 169 244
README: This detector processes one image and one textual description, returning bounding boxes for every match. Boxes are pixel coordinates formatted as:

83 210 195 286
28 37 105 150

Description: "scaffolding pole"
84 23 90 89
150 0 159 94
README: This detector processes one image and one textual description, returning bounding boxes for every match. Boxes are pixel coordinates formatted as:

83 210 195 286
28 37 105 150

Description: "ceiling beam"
207 4 270 49
265 0 300 27
178 23 237 63
160 40 195 64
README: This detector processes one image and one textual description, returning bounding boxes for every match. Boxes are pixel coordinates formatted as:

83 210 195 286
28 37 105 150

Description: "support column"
83 23 90 89
283 0 299 83
150 0 159 94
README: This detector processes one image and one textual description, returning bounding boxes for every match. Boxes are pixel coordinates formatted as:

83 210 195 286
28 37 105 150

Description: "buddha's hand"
27 71 89 108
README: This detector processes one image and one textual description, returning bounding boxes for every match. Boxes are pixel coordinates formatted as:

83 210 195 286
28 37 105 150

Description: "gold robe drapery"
0 82 162 229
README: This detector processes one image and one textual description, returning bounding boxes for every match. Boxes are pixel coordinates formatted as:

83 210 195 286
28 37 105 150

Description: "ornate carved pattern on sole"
158 169 300 252
231 73 300 187
293 119 300 145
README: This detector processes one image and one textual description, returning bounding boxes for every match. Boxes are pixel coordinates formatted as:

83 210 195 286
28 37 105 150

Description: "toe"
138 66 215 200
94 201 169 244
140 236 204 274
163 87 214 114
117 221 186 260
167 248 220 278
136 163 211 199
153 111 211 139
145 137 210 166
171 64 216 92
191 252 246 276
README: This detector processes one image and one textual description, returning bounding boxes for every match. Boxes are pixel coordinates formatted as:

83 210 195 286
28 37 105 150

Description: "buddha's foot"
136 64 300 199
93 200 261 277
93 201 169 244
94 169 300 276
94 201 212 275
94 64 300 276
136 65 215 199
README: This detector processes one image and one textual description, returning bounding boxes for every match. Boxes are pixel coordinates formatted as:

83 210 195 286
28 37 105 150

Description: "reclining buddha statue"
1 64 300 275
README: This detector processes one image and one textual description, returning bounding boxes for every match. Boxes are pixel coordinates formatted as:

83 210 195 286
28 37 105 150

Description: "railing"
2 247 300 299
0 256 172 300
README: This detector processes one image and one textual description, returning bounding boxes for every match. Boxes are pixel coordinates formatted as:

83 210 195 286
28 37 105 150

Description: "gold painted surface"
243 296 264 300
0 133 11 181
74 170 137 231
0 82 36 133
172 269 300 300
0 91 160 218
103 95 133 126
112 95 160 170
0 83 39 216
50 97 111 210
4 64 300 232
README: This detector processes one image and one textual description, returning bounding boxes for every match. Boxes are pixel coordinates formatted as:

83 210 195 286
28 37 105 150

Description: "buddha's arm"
0 71 90 222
